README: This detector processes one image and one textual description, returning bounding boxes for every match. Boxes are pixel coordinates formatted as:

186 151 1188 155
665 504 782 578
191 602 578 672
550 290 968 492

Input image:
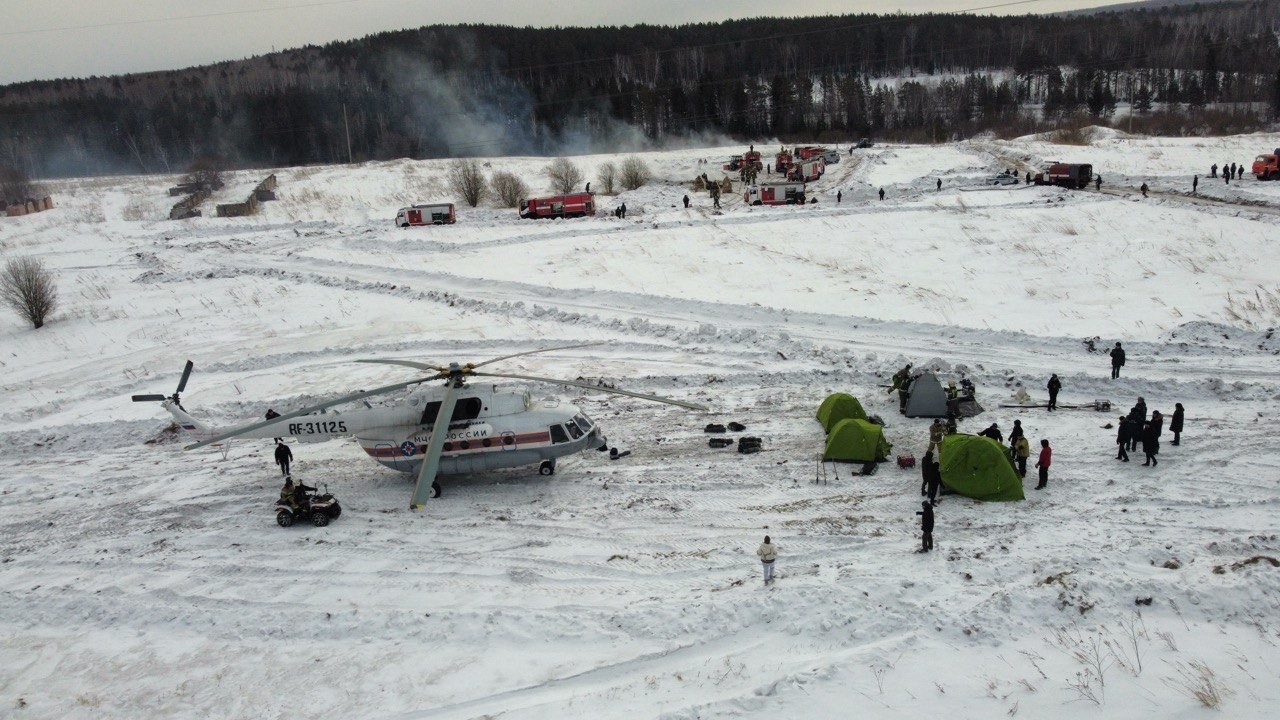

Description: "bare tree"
597 162 617 194
0 163 35 204
448 159 488 207
546 158 584 195
184 155 225 190
490 170 528 208
619 156 652 191
1 256 58 329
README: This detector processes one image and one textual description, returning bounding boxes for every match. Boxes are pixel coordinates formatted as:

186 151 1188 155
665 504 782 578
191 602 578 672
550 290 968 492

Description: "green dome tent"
823 418 892 462
816 393 868 433
938 434 1024 502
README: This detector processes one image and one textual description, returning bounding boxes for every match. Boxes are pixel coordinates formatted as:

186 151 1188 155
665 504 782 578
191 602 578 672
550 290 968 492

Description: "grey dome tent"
904 371 950 418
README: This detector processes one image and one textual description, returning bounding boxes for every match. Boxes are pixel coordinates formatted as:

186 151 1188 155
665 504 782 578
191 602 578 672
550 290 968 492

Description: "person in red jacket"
1035 439 1052 489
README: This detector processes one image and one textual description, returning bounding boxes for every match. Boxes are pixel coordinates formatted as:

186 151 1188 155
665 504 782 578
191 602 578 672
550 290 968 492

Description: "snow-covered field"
2 131 1279 719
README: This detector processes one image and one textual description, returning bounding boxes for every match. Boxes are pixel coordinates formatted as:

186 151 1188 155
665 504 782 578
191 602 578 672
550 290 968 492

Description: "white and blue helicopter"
131 344 706 509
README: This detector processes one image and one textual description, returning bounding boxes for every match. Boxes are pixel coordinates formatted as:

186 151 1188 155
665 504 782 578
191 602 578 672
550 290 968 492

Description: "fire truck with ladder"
744 181 806 205
518 193 596 219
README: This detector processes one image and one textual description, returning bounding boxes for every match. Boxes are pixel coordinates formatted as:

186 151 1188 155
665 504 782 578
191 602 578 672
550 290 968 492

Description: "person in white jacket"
756 535 778 585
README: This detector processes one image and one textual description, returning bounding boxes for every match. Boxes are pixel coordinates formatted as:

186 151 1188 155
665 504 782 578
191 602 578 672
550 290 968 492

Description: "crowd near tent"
904 372 950 418
823 418 892 462
938 434 1024 501
816 392 868 432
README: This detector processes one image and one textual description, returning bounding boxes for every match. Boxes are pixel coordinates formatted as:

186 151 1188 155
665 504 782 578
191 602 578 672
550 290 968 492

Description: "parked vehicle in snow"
744 182 806 205
990 172 1020 186
396 203 455 227
519 193 596 219
822 149 841 164
1034 163 1093 189
1251 148 1280 180
855 138 874 149
276 487 342 527
786 158 825 182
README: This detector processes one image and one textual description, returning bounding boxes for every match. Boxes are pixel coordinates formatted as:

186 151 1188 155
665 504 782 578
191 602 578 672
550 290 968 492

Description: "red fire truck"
786 158 825 182
518 193 596 219
396 203 455 226
1033 163 1093 189
743 182 806 205
795 146 826 160
775 149 794 176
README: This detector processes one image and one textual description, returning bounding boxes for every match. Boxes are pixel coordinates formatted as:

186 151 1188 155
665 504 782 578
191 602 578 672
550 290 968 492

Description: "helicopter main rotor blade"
471 371 708 412
184 373 445 451
131 394 168 402
470 342 606 369
354 358 446 373
409 380 459 510
175 360 194 394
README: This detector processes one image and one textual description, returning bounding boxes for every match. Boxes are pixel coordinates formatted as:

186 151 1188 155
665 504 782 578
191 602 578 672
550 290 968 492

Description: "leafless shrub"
1 256 58 329
448 159 487 207
619 155 652 190
1051 626 1113 706
490 170 526 208
546 157 584 195
0 163 38 204
1164 659 1232 709
184 155 225 190
597 162 617 194
1156 630 1179 652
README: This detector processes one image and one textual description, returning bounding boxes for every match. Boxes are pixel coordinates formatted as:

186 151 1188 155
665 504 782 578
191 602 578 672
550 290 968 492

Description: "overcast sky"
0 0 1125 85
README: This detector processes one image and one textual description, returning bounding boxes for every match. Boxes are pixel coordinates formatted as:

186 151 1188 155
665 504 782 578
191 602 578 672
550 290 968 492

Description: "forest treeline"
2 0 1279 178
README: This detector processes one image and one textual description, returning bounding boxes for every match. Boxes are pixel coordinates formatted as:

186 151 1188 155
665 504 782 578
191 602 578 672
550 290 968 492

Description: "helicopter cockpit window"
420 397 483 426
573 415 592 433
549 424 569 444
565 421 583 439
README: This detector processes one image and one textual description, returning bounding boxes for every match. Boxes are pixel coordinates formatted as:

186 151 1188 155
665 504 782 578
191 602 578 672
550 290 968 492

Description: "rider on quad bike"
276 477 340 527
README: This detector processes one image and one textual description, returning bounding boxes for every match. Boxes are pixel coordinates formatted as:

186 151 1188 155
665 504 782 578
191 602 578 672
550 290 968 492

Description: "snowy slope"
1 131 1279 719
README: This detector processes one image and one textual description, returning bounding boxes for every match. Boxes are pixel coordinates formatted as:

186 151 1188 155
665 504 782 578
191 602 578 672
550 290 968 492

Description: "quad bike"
276 487 342 527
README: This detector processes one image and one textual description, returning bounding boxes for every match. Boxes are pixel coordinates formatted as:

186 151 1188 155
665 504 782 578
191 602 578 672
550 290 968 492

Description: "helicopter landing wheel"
431 481 442 499
539 460 555 476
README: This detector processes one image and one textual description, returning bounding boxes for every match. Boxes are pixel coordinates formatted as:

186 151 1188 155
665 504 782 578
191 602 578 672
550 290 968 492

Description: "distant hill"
1 0 1278 177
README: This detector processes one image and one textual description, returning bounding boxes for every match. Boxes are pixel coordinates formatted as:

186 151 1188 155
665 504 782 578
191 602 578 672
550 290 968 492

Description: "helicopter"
131 344 707 509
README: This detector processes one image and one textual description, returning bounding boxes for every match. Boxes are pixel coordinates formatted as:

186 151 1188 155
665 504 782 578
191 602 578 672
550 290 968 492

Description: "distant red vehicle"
1251 148 1280 180
396 203 455 227
774 150 794 175
743 182 806 205
786 158 825 182
795 146 826 160
519 193 596 219
1034 163 1093 189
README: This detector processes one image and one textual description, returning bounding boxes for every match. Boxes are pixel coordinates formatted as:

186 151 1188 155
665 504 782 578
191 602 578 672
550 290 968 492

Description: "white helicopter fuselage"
167 383 606 475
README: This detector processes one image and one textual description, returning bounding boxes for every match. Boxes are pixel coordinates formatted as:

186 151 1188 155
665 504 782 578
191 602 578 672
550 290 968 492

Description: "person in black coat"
1126 398 1146 452
1007 419 1024 449
274 439 293 476
917 501 934 552
1046 374 1062 411
1142 411 1163 466
978 423 1003 444
1110 342 1126 379
1115 416 1130 462
1170 403 1185 445
923 453 942 505
920 450 932 496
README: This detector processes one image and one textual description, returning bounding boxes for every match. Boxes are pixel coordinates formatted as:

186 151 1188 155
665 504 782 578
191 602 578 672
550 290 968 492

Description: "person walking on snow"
1110 341 1126 379
682 194 690 209
1170 402 1185 445
1193 174 1199 193
1127 397 1146 452
1140 182 1149 198
1007 419 1025 457
1142 410 1163 466
1047 374 1062 411
879 187 885 201
1115 416 1130 462
837 190 842 203
1035 439 1052 489
937 178 942 191
274 438 293 476
927 419 946 454
756 535 778 585
1095 175 1102 191
1210 163 1218 178
917 501 934 552
923 452 942 505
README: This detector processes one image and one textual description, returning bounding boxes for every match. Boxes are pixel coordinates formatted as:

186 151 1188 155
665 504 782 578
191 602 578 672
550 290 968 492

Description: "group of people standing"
1116 397 1184 466
1210 162 1246 181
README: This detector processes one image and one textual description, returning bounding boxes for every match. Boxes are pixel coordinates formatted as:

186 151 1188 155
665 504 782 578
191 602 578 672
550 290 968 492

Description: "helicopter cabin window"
573 415 592 433
421 397 482 426
549 424 569 444
565 421 583 439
